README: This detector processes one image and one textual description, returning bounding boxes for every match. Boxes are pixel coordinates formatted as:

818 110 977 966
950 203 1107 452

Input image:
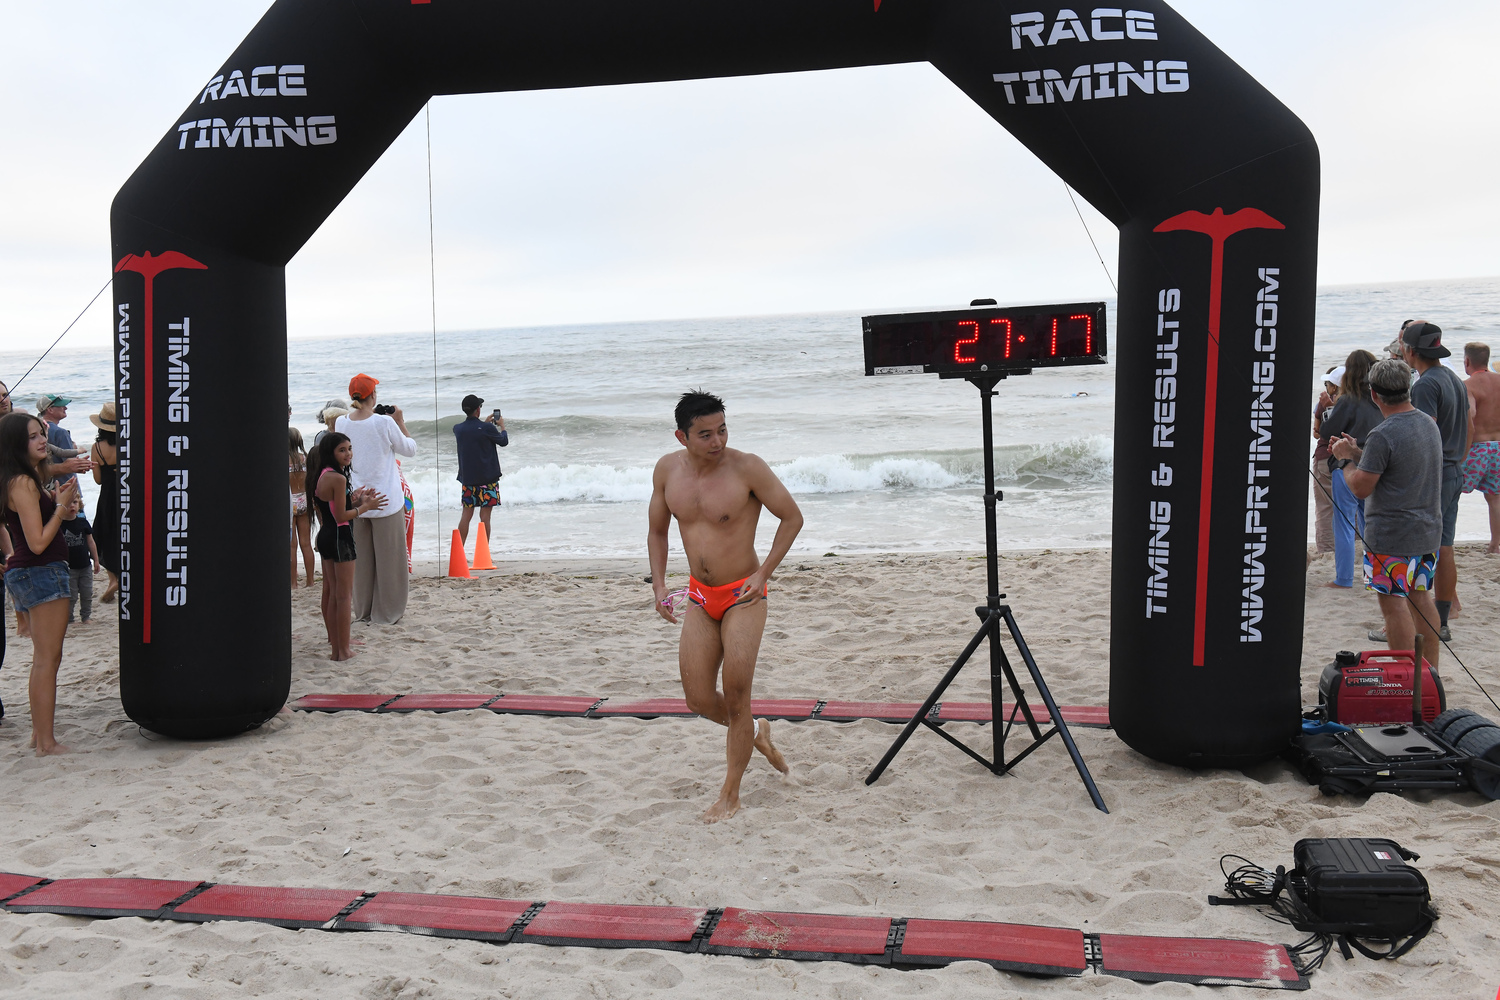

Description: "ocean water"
5 275 1498 563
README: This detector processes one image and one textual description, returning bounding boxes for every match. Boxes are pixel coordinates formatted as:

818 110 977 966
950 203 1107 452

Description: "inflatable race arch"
111 1 1317 765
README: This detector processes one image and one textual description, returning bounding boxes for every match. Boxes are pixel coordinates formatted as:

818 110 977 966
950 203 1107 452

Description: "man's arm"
1464 392 1476 462
741 455 803 587
483 422 509 447
647 458 675 622
1329 432 1380 499
1342 467 1380 500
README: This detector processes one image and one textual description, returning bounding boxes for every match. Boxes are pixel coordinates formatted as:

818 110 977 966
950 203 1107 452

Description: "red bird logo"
115 251 208 643
1152 208 1284 665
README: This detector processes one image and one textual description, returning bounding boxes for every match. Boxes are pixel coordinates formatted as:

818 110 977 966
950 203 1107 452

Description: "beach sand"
1 546 1497 997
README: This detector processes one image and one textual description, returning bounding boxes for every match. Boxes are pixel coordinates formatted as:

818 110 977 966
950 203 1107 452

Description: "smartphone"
492 408 502 420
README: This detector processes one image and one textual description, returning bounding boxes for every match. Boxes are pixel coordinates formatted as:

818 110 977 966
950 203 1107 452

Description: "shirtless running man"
1462 342 1500 552
648 391 803 823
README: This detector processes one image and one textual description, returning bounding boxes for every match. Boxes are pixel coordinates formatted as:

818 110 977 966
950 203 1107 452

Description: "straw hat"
317 399 350 423
89 402 117 431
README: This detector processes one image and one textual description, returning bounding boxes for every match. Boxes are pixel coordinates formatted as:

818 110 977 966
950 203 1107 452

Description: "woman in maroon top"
1 412 78 755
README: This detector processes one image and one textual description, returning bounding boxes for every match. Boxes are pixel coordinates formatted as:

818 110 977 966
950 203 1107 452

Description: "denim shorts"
4 562 71 612
1440 468 1461 547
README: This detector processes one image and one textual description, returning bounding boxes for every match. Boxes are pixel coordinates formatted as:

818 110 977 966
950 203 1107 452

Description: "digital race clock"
863 301 1107 377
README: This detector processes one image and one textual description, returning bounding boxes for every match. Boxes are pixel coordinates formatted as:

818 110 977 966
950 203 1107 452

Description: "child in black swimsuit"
308 433 386 660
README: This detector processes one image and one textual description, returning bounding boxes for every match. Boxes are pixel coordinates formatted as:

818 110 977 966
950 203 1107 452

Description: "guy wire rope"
427 101 442 576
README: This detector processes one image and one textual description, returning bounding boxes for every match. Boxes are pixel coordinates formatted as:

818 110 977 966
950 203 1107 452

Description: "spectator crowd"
3 371 515 754
1312 321 1500 671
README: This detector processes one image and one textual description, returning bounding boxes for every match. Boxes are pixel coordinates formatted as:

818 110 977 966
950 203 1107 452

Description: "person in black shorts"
1401 321 1468 639
307 432 386 661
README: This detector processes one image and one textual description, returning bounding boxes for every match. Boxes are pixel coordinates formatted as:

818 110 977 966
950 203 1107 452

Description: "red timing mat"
706 907 892 962
4 878 202 917
898 918 1087 975
288 692 1110 727
816 702 926 723
172 884 363 928
291 694 396 711
591 699 696 718
339 892 532 941
936 702 1111 728
0 874 45 903
1099 933 1308 990
381 694 498 712
749 699 821 720
1 873 1314 989
487 695 601 716
520 902 709 950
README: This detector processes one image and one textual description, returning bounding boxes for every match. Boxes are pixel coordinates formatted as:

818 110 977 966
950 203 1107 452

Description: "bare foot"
331 649 359 661
35 743 73 756
1488 542 1499 555
1321 581 1352 590
753 719 790 775
701 792 740 824
1450 596 1462 619
100 587 117 604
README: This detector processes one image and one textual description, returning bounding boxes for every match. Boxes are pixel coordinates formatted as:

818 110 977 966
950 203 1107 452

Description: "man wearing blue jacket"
452 393 509 545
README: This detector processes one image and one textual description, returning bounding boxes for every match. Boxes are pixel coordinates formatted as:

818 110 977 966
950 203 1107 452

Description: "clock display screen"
863 302 1107 377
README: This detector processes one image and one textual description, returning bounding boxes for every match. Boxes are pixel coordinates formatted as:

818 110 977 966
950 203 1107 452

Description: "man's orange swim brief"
687 576 767 621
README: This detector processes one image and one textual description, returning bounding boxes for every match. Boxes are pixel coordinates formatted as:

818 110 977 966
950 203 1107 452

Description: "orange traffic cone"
472 522 497 570
447 529 471 578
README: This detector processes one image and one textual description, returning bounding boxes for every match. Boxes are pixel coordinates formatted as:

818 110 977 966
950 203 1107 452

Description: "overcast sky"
3 1 1498 349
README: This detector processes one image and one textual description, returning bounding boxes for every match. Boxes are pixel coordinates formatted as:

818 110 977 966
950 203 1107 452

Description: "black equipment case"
1290 838 1434 951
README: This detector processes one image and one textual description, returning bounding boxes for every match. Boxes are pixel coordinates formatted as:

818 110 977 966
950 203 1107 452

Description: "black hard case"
1292 838 1430 936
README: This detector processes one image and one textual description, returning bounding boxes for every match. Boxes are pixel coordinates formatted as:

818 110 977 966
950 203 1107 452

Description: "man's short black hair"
675 390 725 432
461 393 484 415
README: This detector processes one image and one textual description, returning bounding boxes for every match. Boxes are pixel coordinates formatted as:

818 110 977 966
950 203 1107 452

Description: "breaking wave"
409 435 1114 506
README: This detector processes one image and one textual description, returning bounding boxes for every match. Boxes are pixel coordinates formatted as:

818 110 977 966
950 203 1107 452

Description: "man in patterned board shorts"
1329 358 1444 672
1461 341 1500 553
452 393 509 546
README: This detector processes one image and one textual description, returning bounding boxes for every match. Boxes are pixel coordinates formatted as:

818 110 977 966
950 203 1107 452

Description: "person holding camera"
335 374 417 624
452 394 509 547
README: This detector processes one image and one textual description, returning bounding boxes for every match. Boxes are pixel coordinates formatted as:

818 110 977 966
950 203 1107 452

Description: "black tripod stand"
864 373 1109 813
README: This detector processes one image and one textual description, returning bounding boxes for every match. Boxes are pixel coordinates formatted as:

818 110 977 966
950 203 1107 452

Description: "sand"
1 545 1497 998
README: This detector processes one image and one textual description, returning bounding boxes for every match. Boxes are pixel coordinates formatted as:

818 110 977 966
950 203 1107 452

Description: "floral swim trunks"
1363 551 1436 596
1461 439 1500 494
461 480 502 507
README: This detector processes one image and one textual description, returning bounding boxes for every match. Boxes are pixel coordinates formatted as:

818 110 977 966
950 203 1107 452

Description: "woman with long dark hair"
1 412 79 754
307 432 387 660
89 404 121 603
1319 349 1383 588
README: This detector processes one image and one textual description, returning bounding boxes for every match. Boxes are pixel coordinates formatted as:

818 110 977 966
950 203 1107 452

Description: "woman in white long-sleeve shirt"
335 374 418 624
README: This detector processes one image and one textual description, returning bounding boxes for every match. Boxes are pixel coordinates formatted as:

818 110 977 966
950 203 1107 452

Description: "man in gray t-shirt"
1330 358 1443 671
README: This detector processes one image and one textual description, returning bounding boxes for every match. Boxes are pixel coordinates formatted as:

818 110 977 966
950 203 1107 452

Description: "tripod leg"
1002 609 1109 813
988 609 1006 767
865 612 997 786
995 643 1045 744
